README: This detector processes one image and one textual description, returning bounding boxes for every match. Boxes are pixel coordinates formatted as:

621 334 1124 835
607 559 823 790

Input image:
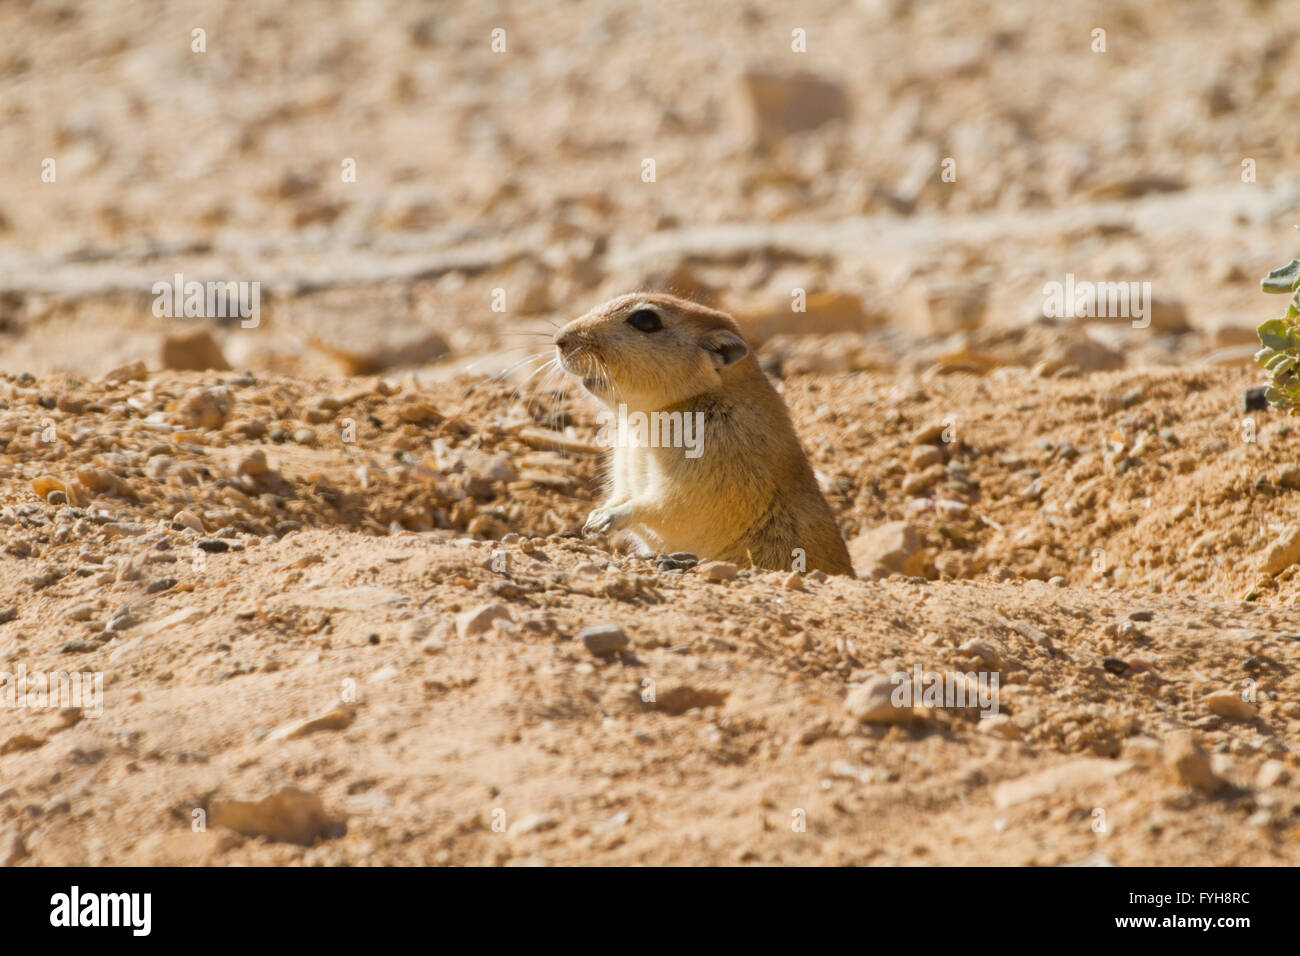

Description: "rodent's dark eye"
626 309 663 333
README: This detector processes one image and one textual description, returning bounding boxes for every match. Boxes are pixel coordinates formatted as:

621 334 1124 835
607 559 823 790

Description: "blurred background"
1 0 1298 379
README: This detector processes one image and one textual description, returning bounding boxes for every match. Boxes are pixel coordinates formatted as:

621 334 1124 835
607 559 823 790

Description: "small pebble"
1256 759 1290 788
958 638 1002 669
1205 690 1258 721
173 510 205 533
107 607 134 631
456 603 512 639
236 450 270 477
1102 657 1130 676
579 624 629 656
699 561 739 582
909 445 944 469
1165 731 1226 793
64 603 95 622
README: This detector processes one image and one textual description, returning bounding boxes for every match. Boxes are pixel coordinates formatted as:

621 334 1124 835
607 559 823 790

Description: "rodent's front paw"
582 508 614 537
583 504 625 538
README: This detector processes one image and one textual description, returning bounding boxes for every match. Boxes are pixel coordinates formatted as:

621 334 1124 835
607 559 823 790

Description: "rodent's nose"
554 329 573 352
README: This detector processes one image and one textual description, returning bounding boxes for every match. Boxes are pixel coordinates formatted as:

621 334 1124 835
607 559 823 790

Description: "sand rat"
554 292 855 576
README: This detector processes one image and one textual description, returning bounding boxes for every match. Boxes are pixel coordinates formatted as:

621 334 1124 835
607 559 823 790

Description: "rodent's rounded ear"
701 329 749 368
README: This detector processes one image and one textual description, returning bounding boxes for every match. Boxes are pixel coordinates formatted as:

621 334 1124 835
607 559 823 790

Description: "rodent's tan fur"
554 293 855 576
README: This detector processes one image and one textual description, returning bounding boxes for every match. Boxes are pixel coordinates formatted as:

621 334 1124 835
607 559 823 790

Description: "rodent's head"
554 293 750 409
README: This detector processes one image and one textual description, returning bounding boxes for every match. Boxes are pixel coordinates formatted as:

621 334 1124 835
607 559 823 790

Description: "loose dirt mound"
0 367 1298 865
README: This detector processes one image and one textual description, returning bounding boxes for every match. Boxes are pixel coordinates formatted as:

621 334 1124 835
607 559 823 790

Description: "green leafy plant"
1257 258 1300 410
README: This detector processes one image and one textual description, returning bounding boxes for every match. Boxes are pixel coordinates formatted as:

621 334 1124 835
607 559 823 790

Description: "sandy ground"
2 0 1300 865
